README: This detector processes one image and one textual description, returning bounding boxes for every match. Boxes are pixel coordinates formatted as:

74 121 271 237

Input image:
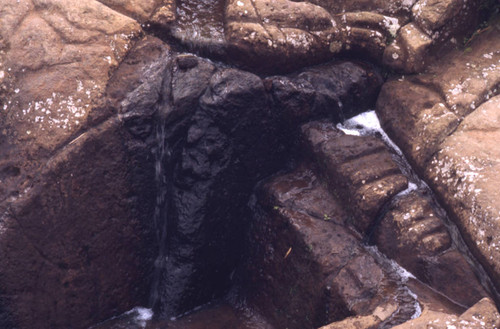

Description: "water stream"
338 110 500 305
90 110 498 328
149 107 171 311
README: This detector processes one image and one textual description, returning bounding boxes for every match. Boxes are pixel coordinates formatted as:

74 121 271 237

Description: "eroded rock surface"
301 121 408 234
244 167 414 329
0 34 172 329
0 0 142 203
1 0 500 328
393 297 500 329
151 0 484 73
377 22 500 296
0 3 384 323
374 190 488 307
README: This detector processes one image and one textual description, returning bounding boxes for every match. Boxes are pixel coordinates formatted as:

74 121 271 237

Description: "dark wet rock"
243 167 406 329
155 67 287 317
268 61 383 127
374 190 489 307
301 121 408 234
0 119 157 329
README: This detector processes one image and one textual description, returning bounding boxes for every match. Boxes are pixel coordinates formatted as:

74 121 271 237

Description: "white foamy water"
131 307 154 327
340 110 500 313
337 110 403 157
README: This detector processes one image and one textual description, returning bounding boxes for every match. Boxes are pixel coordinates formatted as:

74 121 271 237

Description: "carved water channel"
91 109 496 329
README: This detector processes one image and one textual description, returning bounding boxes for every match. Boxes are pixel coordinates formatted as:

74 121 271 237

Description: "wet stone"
243 167 411 329
374 190 488 307
301 121 408 234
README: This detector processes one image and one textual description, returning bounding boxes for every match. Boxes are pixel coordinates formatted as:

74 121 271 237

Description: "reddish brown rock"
97 0 163 22
425 95 500 293
244 167 407 329
392 297 500 329
377 24 500 294
301 121 408 234
0 36 171 329
374 190 488 307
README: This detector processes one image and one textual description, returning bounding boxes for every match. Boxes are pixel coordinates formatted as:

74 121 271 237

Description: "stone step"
374 190 489 307
301 120 408 234
300 120 490 308
243 166 414 329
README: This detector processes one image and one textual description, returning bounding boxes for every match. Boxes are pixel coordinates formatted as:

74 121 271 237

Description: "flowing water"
90 110 498 328
149 115 170 310
338 110 500 305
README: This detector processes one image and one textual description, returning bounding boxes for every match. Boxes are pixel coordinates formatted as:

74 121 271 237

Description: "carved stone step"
243 167 413 329
373 190 489 307
301 120 408 234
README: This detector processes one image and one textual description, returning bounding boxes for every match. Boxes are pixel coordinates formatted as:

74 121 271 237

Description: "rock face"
374 190 489 307
154 59 383 317
0 2 384 324
244 167 413 329
0 34 173 328
393 297 500 329
300 121 487 307
0 1 170 326
242 119 492 328
377 23 500 296
0 0 142 203
2 0 500 328
301 123 408 234
153 0 483 73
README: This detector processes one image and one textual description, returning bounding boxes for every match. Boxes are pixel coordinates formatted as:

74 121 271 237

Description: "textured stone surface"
377 25 500 294
244 167 410 329
0 36 171 329
267 61 383 126
383 23 432 72
426 95 500 292
149 0 484 73
393 297 500 329
301 122 408 234
377 25 500 173
0 118 158 329
374 190 488 307
0 0 142 204
224 0 337 72
412 0 463 33
97 0 163 22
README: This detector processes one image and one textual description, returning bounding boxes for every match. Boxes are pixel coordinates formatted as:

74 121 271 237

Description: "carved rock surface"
377 24 500 294
301 121 408 234
244 167 411 329
374 190 488 307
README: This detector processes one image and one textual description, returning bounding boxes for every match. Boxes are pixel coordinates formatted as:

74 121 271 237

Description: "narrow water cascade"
338 110 500 306
149 117 169 310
